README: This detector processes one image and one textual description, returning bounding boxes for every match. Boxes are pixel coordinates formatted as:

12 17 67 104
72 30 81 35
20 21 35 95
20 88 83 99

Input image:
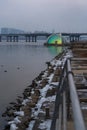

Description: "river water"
0 42 62 129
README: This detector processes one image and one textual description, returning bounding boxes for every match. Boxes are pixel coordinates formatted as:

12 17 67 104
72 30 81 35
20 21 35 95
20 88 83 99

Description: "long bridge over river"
0 32 87 42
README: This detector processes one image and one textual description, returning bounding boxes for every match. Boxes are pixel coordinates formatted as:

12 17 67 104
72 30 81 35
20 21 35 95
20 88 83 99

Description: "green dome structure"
46 33 62 46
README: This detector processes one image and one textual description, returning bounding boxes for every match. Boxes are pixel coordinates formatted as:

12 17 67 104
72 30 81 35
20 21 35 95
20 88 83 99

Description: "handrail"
63 91 67 130
50 60 67 130
50 86 63 130
50 58 86 130
67 59 86 130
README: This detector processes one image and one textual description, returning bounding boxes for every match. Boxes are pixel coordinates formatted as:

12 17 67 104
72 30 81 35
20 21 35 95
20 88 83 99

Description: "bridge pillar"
74 36 75 42
76 36 78 41
70 36 75 42
16 36 18 42
9 36 12 42
73 36 80 42
70 36 71 42
77 36 80 41
0 36 1 42
13 36 16 42
32 36 34 42
29 36 30 42
25 36 28 42
70 36 72 42
25 36 30 42
7 36 11 42
27 36 30 42
35 36 37 42
7 36 9 42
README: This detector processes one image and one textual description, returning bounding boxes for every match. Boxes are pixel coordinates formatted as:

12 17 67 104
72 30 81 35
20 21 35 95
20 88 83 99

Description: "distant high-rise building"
1 27 25 34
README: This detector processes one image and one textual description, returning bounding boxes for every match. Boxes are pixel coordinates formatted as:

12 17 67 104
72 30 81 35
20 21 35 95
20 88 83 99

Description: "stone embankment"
3 50 72 130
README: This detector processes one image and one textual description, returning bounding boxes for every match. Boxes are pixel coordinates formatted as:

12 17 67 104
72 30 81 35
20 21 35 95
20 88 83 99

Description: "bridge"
0 33 51 42
0 32 87 42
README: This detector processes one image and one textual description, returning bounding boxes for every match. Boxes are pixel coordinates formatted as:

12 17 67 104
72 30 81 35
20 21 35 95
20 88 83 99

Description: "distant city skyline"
0 27 50 34
1 27 25 34
0 0 87 33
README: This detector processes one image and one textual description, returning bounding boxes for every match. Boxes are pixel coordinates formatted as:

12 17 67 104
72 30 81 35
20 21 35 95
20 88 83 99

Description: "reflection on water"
0 43 62 129
47 46 63 55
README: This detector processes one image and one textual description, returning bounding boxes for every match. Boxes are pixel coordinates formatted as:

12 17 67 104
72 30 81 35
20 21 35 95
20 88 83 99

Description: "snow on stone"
33 97 46 117
31 74 57 117
38 120 52 130
40 84 51 97
46 95 56 102
42 71 48 78
22 99 29 105
26 121 35 130
54 66 57 70
14 111 24 116
8 116 21 125
51 59 57 66
48 74 54 83
10 124 18 130
36 79 42 84
31 90 34 94
31 97 46 117
50 82 59 87
39 110 45 114
55 60 62 67
32 95 56 118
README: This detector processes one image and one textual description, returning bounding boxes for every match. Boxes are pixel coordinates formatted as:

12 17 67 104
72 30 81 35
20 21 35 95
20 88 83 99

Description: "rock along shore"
3 49 72 130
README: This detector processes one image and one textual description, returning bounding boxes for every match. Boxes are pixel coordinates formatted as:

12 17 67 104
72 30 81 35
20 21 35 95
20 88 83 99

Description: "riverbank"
3 42 87 130
3 49 72 130
0 44 59 129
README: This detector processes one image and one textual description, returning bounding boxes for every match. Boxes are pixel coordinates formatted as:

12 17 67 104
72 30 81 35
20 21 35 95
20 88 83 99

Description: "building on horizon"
1 27 25 34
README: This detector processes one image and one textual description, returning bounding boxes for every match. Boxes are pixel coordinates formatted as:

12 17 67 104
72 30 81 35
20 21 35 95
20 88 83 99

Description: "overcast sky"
0 0 87 33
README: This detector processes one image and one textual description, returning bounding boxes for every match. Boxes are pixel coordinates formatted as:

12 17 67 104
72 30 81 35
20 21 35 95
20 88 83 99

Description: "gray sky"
0 0 87 32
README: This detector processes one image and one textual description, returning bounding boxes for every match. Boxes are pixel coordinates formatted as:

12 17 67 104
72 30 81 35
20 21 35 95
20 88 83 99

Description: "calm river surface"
0 42 62 129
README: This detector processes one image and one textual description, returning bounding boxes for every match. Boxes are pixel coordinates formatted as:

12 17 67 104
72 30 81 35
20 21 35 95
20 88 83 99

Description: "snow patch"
22 99 29 105
26 120 35 130
14 111 24 116
48 74 54 83
8 117 21 125
10 124 18 130
38 120 52 130
55 60 62 67
40 84 50 97
50 82 59 87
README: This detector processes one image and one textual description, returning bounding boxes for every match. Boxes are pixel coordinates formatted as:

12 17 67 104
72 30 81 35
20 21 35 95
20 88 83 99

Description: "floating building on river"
45 33 63 46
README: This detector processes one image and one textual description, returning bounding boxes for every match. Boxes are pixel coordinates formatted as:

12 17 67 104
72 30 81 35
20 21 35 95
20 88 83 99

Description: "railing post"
63 92 67 130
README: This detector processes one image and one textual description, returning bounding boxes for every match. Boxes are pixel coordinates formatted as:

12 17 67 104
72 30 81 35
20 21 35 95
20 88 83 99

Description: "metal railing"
50 58 86 130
